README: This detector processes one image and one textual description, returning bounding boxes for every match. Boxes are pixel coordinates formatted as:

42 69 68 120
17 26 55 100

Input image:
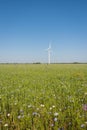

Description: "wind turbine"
46 44 52 64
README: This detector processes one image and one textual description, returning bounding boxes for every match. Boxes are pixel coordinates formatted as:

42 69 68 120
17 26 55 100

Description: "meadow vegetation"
0 64 87 130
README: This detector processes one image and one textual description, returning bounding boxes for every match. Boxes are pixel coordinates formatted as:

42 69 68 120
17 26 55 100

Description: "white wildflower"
4 123 8 127
36 108 39 111
52 105 55 108
54 117 57 122
7 113 10 117
50 107 52 110
85 122 87 124
28 105 32 108
81 124 85 128
18 115 21 119
40 104 44 107
54 112 59 116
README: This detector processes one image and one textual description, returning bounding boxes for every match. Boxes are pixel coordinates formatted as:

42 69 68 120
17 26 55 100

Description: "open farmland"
0 64 87 130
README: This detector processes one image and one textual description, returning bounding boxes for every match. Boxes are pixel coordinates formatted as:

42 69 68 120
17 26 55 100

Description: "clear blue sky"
0 0 87 63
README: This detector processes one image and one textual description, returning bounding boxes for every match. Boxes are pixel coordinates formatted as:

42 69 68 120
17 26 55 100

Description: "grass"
0 64 87 130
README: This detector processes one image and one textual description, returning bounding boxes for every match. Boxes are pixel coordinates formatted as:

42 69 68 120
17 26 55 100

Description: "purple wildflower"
83 104 87 111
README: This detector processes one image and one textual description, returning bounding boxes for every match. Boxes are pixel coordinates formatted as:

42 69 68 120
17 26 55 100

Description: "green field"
0 64 87 130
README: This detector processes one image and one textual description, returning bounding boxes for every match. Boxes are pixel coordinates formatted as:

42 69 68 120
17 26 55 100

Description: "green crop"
0 64 87 130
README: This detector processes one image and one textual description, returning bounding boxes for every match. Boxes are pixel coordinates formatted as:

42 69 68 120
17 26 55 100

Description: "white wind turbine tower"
46 44 52 64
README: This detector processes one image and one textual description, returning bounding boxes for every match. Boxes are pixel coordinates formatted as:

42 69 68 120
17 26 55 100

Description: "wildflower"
36 108 39 111
83 104 87 111
84 92 87 95
54 112 59 116
54 117 57 122
18 115 21 119
7 113 10 117
53 94 56 97
32 112 38 116
4 123 8 127
40 104 44 107
68 122 72 125
50 123 54 127
20 109 24 113
50 107 52 110
85 122 87 124
32 112 40 117
28 105 32 108
79 115 82 118
81 124 85 128
52 105 55 108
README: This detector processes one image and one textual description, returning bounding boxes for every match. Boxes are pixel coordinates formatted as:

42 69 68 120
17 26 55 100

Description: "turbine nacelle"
46 44 51 51
48 44 51 50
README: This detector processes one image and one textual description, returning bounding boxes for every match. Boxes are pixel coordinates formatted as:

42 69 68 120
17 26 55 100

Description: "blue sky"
0 0 87 63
